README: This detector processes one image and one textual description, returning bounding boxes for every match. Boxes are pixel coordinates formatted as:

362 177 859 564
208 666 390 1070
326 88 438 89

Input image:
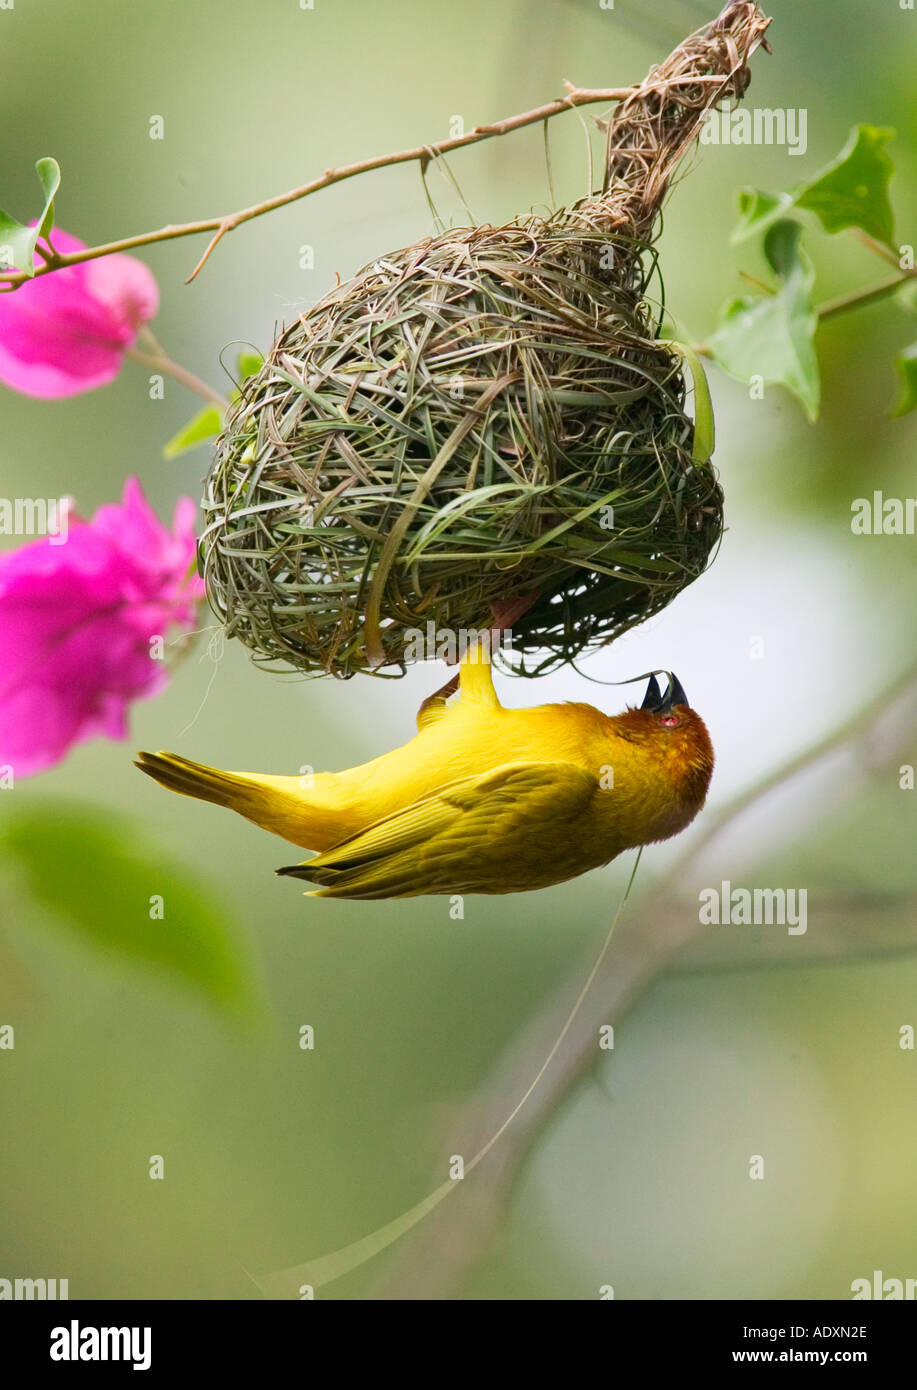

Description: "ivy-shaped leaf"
0 157 62 277
732 125 896 248
891 343 917 418
796 125 896 245
708 220 820 421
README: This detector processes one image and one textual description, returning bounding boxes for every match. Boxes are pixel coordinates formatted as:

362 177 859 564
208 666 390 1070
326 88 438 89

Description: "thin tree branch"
127 326 229 409
816 271 916 323
0 83 647 292
854 229 906 270
124 350 228 409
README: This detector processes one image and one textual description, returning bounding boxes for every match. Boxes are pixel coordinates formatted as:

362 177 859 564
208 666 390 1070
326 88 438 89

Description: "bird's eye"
661 714 679 727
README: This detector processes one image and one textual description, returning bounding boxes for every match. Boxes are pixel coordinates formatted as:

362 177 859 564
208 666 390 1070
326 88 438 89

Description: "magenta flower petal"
0 478 203 778
0 225 158 398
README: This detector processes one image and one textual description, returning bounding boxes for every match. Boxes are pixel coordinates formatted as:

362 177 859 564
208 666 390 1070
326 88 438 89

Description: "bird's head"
612 672 715 812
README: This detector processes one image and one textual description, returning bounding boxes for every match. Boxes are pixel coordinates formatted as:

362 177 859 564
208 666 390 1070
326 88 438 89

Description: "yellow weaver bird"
135 645 713 899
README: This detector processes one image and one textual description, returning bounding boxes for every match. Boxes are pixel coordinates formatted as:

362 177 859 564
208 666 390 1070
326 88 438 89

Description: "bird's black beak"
640 672 689 712
662 673 688 710
640 674 663 710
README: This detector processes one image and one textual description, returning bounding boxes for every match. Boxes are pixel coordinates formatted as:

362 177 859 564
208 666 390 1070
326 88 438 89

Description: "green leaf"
891 342 917 417
731 125 896 248
709 220 820 421
162 404 224 459
762 218 804 278
236 351 264 381
731 187 795 244
0 157 61 277
796 125 896 245
1 800 260 1023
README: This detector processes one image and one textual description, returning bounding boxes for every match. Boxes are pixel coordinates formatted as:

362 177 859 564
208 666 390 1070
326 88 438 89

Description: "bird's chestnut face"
621 701 708 747
614 675 715 807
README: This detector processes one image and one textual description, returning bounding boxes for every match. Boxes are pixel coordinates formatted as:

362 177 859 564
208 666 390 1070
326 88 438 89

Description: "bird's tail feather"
135 751 315 847
135 751 244 807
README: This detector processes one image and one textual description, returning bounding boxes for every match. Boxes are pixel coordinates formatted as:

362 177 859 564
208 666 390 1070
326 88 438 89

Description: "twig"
854 229 906 270
127 327 229 409
816 271 917 323
1 9 775 297
0 85 637 292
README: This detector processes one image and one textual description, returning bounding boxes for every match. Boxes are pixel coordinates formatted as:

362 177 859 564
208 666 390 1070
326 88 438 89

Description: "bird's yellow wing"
277 761 599 899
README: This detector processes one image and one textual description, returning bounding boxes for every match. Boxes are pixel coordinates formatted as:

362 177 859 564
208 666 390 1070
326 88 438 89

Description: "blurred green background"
1 0 916 1299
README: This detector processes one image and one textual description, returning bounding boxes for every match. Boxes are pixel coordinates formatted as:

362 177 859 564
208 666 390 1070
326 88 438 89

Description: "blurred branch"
816 272 916 323
668 890 917 973
368 661 917 1298
855 229 906 269
127 327 230 409
0 83 638 291
659 659 917 880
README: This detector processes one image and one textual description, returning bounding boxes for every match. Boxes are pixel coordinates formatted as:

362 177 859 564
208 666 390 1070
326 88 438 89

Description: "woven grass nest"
201 2 770 679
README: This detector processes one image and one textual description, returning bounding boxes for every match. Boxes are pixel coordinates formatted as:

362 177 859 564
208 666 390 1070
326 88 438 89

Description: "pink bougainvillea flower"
0 478 203 777
0 225 158 398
